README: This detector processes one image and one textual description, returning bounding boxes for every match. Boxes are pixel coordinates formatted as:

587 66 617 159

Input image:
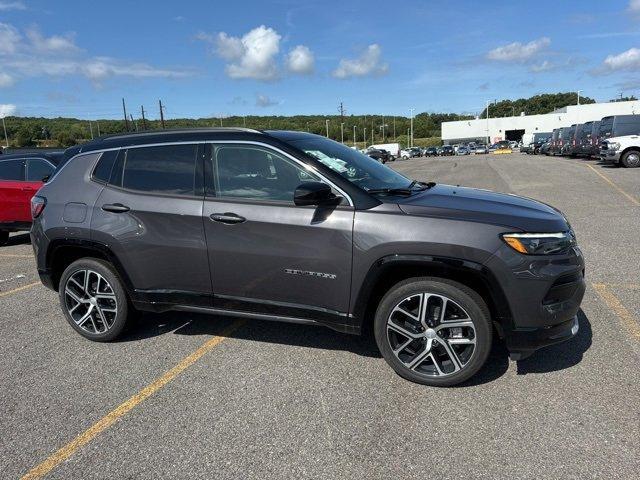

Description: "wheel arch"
46 239 134 294
620 146 640 164
352 255 513 336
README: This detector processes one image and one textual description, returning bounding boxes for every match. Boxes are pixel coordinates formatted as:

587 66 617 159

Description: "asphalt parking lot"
1 152 639 479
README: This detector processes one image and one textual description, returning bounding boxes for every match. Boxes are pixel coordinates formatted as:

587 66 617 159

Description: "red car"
0 152 62 246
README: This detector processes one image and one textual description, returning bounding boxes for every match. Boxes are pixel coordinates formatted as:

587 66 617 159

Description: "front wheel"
59 258 130 341
0 231 8 246
621 149 640 168
374 278 492 386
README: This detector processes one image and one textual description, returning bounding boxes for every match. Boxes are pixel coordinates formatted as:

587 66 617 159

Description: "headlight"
501 232 576 255
607 142 621 151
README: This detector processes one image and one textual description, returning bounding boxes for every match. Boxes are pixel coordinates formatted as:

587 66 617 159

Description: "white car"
600 135 640 168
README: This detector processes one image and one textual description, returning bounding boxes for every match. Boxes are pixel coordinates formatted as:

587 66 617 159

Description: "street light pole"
325 119 329 138
2 117 8 148
341 122 344 143
409 108 415 147
486 100 490 145
364 127 367 147
353 125 356 147
577 90 582 106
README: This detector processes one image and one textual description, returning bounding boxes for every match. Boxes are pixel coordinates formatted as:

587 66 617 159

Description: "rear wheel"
621 149 640 168
0 231 8 246
374 277 492 387
59 258 130 341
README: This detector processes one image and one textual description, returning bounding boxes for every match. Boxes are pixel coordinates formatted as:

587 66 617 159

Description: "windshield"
285 136 412 192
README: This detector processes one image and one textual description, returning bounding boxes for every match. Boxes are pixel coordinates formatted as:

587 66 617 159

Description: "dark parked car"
0 152 63 245
587 121 601 157
366 148 394 164
598 115 640 141
425 147 438 156
575 122 594 157
31 128 584 387
440 145 454 156
549 129 560 155
559 126 574 156
540 141 551 155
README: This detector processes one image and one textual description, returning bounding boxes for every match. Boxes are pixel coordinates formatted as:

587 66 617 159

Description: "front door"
0 158 26 225
202 143 354 324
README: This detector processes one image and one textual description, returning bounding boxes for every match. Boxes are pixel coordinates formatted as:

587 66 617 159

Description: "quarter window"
92 150 119 184
211 145 318 201
121 144 198 196
26 159 54 182
0 159 24 181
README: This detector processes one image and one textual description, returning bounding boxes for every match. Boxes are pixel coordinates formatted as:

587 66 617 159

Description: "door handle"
210 213 246 224
102 203 130 213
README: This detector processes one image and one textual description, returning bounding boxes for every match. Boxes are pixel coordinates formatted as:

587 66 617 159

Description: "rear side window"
615 119 640 137
26 158 54 182
92 150 119 184
0 159 24 181
121 144 198 196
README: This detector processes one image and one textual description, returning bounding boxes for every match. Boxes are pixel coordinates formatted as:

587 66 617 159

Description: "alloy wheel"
64 269 118 334
625 152 640 167
386 293 476 377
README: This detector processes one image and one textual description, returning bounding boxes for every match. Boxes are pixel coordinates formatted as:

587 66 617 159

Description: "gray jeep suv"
31 128 585 386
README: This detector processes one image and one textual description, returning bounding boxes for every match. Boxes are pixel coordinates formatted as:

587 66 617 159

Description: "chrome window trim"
52 140 354 207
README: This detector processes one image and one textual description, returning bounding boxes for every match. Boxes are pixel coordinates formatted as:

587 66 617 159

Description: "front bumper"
484 244 586 360
600 150 621 163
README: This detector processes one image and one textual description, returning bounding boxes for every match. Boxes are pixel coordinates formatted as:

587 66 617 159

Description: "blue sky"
1 0 640 120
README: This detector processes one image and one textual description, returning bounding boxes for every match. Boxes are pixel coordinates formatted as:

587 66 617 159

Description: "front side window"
281 136 411 192
212 145 319 201
121 144 198 196
0 159 24 181
26 159 54 182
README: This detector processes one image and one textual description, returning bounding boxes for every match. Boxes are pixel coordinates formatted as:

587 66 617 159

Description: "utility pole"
141 105 147 130
325 119 329 138
363 127 367 147
122 98 129 132
393 116 396 141
341 122 344 143
409 108 415 147
96 122 101 137
353 125 356 147
382 115 385 141
338 101 346 125
158 100 166 129
577 90 582 106
2 117 8 147
486 100 490 145
88 119 94 139
130 114 137 131
243 116 246 128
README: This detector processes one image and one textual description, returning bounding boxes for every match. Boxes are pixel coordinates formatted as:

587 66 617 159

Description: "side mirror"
294 181 341 207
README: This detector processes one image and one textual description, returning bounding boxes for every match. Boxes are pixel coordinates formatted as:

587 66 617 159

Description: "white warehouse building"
441 100 640 144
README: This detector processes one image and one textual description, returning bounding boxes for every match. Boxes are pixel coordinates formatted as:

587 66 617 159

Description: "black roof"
0 151 64 165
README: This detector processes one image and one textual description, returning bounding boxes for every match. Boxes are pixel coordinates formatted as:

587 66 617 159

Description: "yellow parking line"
592 283 640 341
20 319 245 480
586 164 640 206
0 282 40 298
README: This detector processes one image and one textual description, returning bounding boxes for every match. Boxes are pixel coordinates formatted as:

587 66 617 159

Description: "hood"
396 184 568 232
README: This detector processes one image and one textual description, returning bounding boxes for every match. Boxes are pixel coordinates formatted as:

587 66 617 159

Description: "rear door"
202 142 354 323
91 143 212 306
0 158 26 225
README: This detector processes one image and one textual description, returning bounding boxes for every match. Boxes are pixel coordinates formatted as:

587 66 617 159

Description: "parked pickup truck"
600 135 640 168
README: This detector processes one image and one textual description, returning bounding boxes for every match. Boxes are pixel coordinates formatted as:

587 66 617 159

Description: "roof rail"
95 127 262 142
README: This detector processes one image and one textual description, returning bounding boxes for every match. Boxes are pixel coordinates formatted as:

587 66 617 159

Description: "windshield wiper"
366 181 436 196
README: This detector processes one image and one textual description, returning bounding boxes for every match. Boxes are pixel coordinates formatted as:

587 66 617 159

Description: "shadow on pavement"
5 233 31 247
516 309 592 375
121 310 382 358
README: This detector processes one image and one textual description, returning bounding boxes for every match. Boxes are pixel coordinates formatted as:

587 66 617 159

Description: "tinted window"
92 150 119 184
615 119 640 137
26 159 54 182
212 145 319 201
599 117 614 137
0 159 24 181
122 144 197 196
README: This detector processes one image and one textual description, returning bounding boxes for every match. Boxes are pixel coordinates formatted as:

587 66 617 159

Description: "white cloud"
0 1 25 11
0 104 17 118
286 45 314 74
602 47 640 71
26 27 80 54
0 22 193 85
199 25 281 80
529 60 554 72
486 37 550 62
332 44 388 79
630 0 640 13
0 22 21 54
256 94 278 107
0 72 15 87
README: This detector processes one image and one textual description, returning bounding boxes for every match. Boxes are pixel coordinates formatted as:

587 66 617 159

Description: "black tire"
621 149 640 168
58 258 130 342
374 277 492 387
0 231 8 246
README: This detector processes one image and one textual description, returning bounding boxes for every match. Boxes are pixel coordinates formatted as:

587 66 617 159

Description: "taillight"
31 196 46 219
